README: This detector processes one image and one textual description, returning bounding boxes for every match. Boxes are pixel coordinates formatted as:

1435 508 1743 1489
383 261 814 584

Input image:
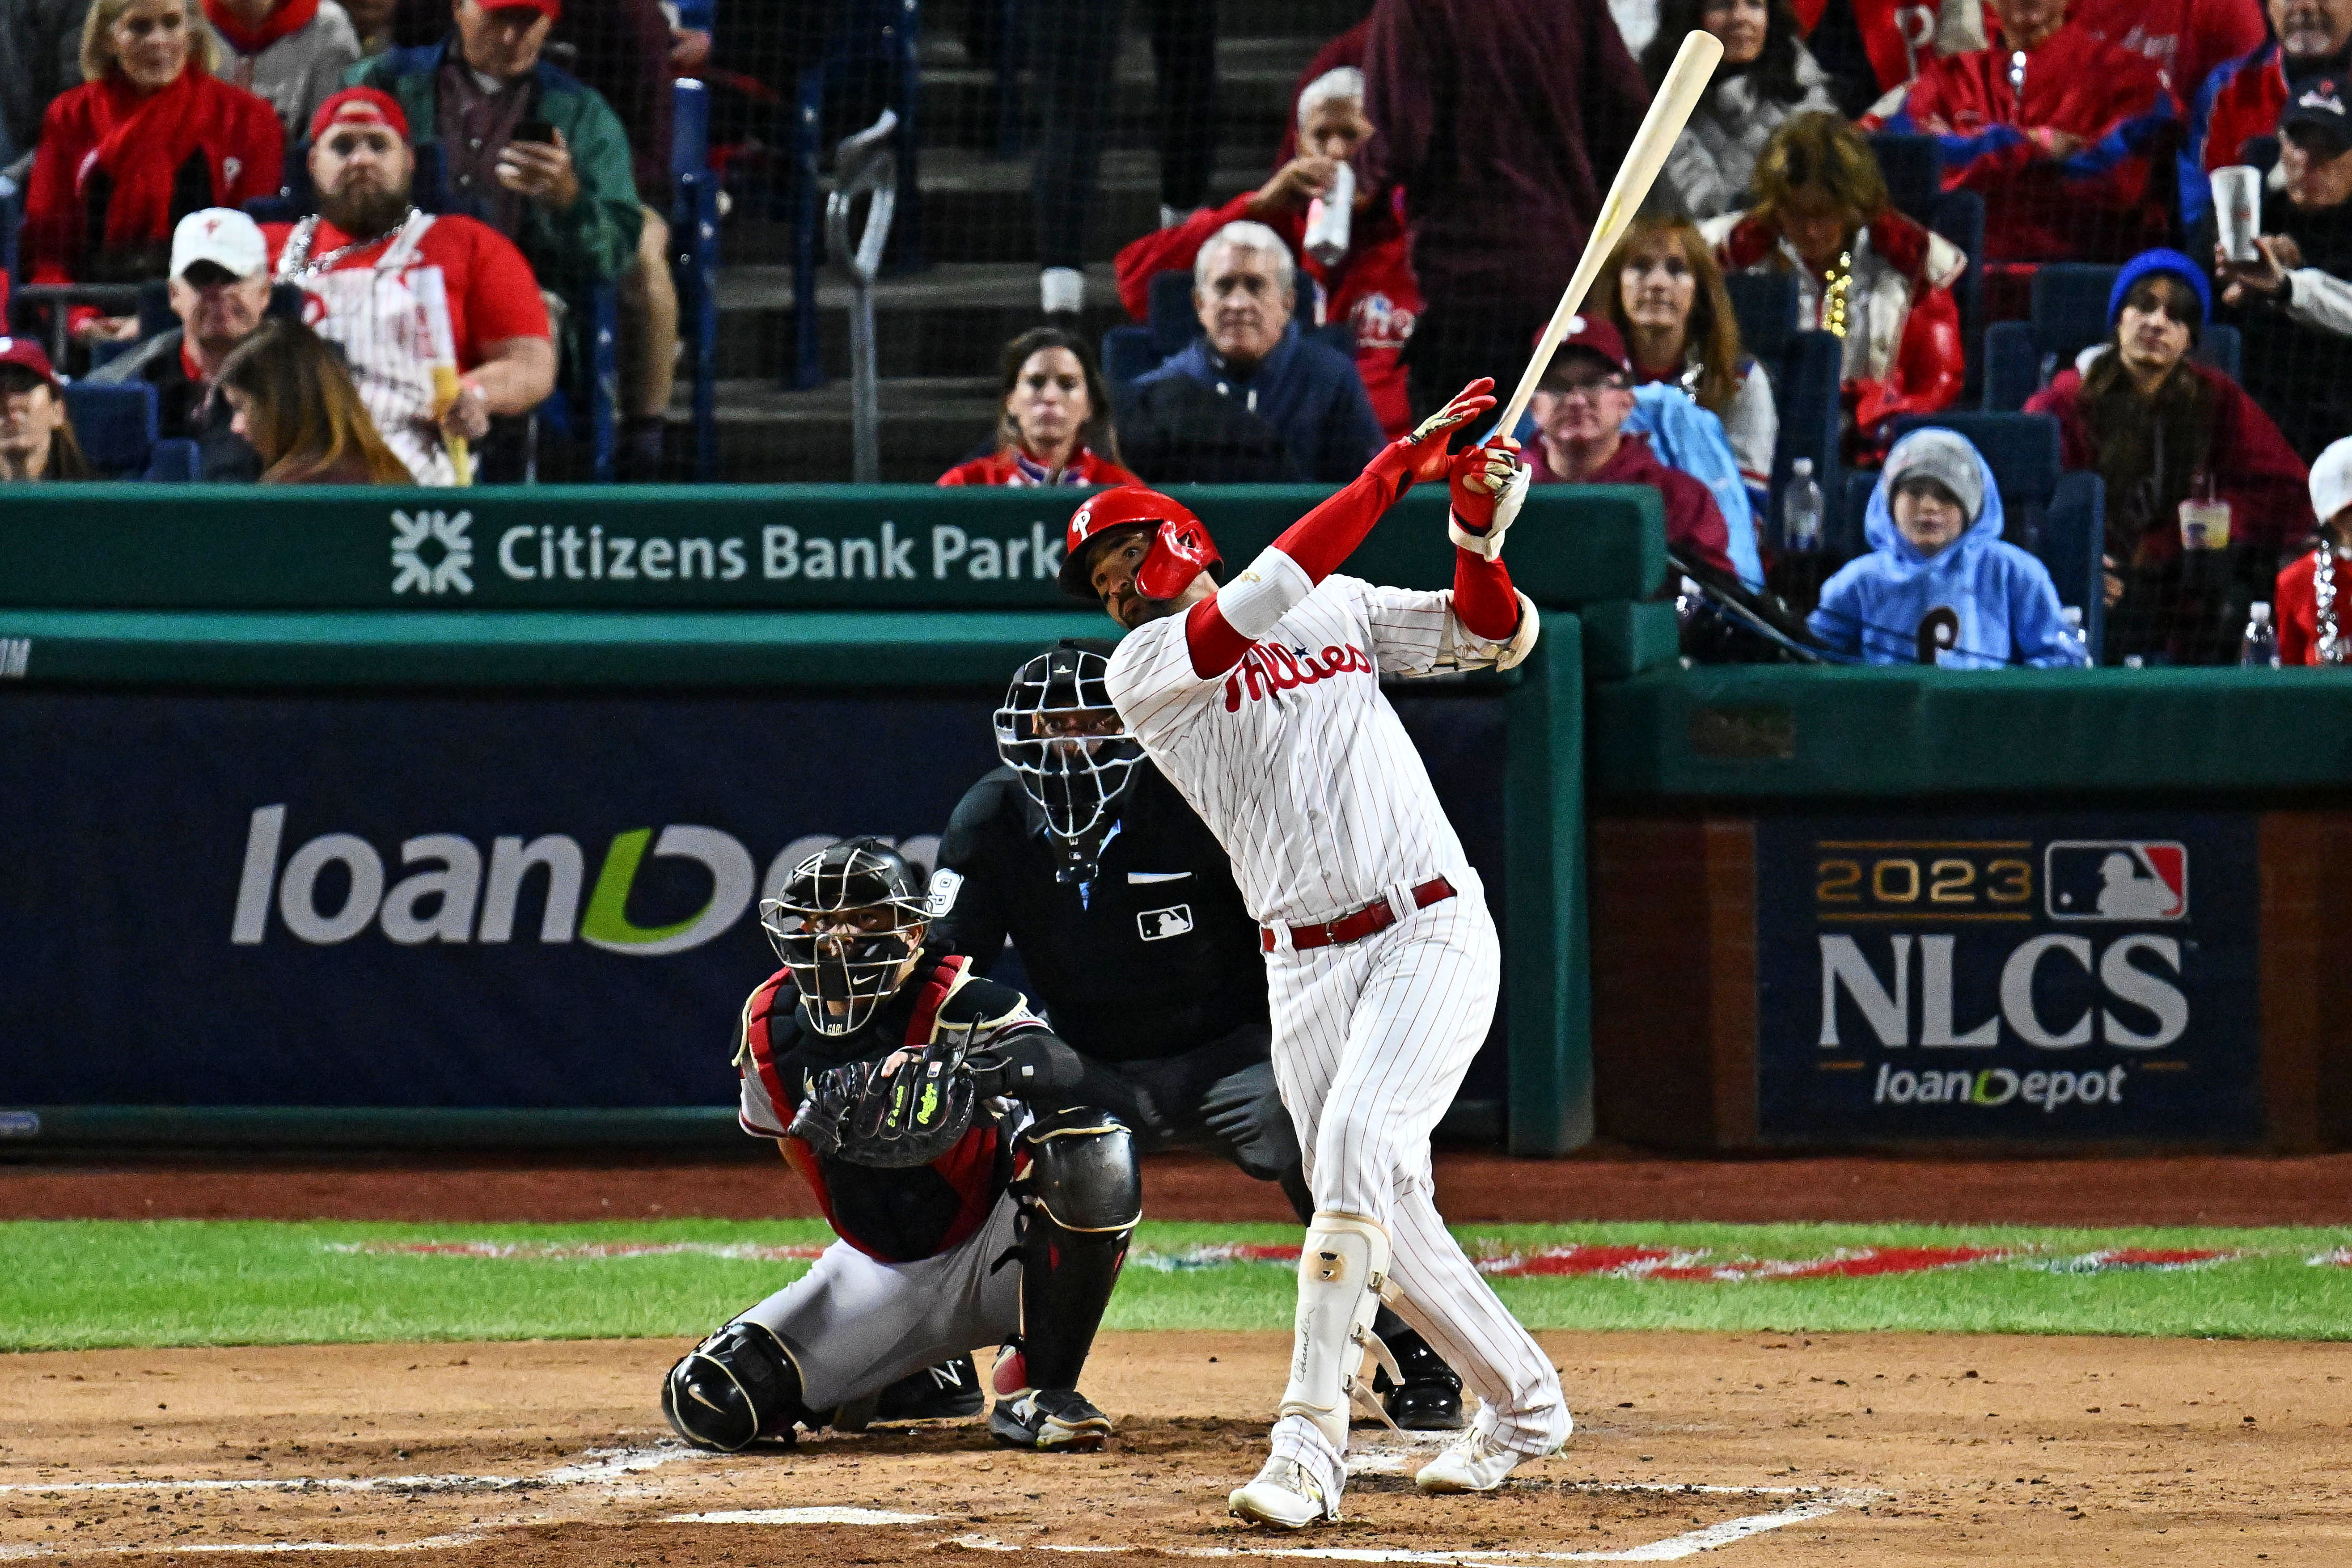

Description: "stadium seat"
63 381 158 478
143 437 201 482
1100 324 1161 393
1146 270 1196 357
1871 134 1942 225
1724 269 1797 368
671 77 721 481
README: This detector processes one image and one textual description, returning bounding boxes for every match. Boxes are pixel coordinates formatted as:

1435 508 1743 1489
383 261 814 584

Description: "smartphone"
512 120 558 146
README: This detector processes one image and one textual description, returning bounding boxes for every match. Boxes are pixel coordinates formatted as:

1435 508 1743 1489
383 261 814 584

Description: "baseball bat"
1494 30 1726 437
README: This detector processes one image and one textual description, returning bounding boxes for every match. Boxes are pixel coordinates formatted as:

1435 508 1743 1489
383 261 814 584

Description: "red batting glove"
1448 437 1522 533
1371 377 1498 485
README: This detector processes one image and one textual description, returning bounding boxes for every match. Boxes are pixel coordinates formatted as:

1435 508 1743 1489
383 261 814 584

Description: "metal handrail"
826 110 898 484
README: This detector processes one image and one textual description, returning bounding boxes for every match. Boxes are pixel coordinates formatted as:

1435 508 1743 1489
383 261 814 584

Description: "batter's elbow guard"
1015 1108 1141 1392
661 1320 815 1452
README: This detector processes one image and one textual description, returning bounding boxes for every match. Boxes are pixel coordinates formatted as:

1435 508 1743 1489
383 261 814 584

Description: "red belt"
1264 877 1456 953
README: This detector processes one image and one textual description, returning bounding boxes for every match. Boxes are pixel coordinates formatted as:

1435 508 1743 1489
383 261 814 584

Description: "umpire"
895 640 1465 1429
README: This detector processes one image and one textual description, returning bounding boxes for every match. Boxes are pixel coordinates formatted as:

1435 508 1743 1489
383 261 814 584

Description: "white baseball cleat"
1414 1430 1556 1493
1228 1457 1341 1528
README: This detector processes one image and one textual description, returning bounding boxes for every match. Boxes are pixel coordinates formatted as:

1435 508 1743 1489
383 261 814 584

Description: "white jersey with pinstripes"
1104 573 1495 928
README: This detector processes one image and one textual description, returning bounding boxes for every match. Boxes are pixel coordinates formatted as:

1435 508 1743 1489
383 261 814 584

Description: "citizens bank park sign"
1753 814 2262 1142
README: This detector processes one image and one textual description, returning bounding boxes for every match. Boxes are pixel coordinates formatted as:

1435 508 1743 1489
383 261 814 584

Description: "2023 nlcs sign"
1754 816 2260 1142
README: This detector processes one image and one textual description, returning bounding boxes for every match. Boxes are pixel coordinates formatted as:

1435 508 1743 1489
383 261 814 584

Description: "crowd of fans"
2 0 670 482
11 0 2352 664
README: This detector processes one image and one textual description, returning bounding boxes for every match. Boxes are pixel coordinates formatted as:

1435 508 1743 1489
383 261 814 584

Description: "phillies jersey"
1105 574 1510 927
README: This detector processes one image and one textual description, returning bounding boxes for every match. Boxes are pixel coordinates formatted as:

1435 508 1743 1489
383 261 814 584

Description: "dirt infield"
5 1330 2349 1566
10 1148 2352 1225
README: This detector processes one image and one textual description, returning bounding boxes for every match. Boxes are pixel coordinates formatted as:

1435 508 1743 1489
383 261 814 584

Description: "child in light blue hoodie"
1808 427 2087 668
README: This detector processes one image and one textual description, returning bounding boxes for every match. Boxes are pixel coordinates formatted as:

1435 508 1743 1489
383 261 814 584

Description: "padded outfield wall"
0 485 1666 1158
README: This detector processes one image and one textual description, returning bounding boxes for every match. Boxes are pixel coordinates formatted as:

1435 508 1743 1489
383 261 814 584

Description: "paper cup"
2179 497 2233 552
2212 165 2262 263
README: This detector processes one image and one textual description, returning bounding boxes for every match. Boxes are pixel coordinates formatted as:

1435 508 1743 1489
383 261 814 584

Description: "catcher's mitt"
791 1033 1008 1168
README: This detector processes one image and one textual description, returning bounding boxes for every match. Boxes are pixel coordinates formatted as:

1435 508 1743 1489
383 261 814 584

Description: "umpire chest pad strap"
1022 1109 1142 1232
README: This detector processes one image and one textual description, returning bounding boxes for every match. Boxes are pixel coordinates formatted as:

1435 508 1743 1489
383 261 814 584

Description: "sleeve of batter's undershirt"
1183 449 1418 676
1451 546 1520 642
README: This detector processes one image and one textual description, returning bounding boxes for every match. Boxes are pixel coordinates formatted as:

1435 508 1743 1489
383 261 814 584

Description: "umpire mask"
995 642 1143 884
760 837 932 1036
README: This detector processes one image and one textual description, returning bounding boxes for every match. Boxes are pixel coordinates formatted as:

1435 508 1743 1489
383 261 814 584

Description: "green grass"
4 1219 2349 1352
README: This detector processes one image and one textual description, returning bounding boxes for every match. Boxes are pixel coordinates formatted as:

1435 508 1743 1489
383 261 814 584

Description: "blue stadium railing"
671 77 721 481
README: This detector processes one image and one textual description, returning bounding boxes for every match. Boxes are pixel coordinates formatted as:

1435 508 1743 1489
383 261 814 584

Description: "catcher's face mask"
761 839 932 1036
995 645 1142 883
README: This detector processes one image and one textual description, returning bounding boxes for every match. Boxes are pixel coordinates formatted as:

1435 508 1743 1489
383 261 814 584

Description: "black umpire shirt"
932 763 1266 1065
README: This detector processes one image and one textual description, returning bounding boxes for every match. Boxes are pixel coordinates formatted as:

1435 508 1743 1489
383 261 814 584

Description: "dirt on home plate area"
6 1149 2352 1564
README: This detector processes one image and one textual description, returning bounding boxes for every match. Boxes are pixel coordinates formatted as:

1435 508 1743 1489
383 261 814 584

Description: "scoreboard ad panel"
1754 815 2262 1142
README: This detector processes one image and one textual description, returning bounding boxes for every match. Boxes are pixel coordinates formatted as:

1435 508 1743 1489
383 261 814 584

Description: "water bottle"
2241 600 2279 668
1303 162 1354 269
1781 457 1824 552
2060 605 2091 665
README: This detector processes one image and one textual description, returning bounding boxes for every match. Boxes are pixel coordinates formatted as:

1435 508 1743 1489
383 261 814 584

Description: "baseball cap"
1883 427 1987 524
1535 314 1632 386
170 208 268 281
2310 436 2352 524
2281 78 2352 156
309 86 411 144
0 336 63 391
480 0 560 17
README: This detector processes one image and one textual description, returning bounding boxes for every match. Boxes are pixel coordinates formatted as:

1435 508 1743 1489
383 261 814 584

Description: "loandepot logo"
390 510 474 595
228 806 937 956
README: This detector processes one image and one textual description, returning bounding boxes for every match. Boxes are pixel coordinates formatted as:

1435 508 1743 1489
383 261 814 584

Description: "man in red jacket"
1520 316 1736 578
1360 0 1650 420
1114 54 1421 437
1864 0 2181 262
2187 0 2352 230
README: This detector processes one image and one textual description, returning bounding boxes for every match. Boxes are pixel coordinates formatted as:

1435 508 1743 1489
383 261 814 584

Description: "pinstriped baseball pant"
1265 868 1568 1456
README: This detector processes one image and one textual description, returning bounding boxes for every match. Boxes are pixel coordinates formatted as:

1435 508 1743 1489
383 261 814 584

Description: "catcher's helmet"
996 640 1143 884
1060 486 1220 602
760 837 931 1036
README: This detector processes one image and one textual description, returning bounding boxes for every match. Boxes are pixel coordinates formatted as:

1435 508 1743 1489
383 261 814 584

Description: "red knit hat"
481 0 561 17
309 87 411 144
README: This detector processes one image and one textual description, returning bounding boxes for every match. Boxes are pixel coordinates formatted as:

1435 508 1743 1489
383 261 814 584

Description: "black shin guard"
1017 1108 1141 1390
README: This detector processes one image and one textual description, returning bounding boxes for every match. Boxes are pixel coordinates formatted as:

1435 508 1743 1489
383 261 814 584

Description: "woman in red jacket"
24 0 283 344
1705 112 1966 464
2026 249 2311 664
939 328 1141 488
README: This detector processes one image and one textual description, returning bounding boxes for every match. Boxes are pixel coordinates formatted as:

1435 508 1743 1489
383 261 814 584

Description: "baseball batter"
913 641 1468 1429
1061 378 1567 1526
660 838 1140 1455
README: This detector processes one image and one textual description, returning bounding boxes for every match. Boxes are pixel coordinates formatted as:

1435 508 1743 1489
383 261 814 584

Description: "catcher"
876 641 1465 1430
661 837 1138 1454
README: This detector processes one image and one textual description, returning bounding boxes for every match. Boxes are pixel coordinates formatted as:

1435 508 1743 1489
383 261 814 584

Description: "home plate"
664 1507 938 1526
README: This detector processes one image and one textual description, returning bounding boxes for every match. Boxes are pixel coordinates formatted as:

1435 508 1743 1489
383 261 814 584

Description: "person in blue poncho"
1809 427 2088 668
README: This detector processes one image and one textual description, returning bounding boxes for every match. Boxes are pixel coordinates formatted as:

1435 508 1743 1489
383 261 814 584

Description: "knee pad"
661 1320 812 1452
1023 1107 1142 1234
1280 1210 1395 1449
1015 1108 1140 1390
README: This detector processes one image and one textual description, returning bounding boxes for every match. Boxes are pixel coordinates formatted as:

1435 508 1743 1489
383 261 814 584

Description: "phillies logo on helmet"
1059 486 1220 600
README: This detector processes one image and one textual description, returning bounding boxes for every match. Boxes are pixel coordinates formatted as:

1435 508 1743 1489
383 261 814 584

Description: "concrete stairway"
676 3 1368 483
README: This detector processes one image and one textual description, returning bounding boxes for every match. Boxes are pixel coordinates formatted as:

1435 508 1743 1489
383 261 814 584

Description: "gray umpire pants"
734 1189 1024 1410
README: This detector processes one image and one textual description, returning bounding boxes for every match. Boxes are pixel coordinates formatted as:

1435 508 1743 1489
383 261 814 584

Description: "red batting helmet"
1059 486 1221 602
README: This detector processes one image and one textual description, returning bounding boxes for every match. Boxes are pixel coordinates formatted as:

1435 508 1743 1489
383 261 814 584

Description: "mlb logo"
2045 841 2188 921
1137 904 1194 941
